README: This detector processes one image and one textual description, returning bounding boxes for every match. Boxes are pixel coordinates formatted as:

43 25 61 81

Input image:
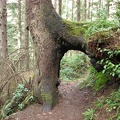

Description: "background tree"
24 0 29 70
58 0 62 16
87 0 91 19
82 0 86 21
0 0 8 59
106 0 110 18
76 0 80 22
18 0 22 69
72 0 74 21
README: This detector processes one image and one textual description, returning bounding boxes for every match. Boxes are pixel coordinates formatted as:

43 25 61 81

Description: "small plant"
1 84 34 119
95 98 104 109
78 66 110 91
100 49 120 78
93 72 110 91
83 108 97 120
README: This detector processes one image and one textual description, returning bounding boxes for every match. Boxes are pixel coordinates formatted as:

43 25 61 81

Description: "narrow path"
5 74 94 120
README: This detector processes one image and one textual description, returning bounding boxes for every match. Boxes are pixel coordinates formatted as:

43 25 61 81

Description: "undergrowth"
77 66 110 91
0 84 34 119
83 87 120 120
60 53 90 80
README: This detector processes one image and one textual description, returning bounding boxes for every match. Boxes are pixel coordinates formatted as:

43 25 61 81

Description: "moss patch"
62 19 90 37
41 90 52 105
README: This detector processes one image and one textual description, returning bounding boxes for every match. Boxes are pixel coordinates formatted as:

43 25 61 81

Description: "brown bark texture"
76 0 80 21
27 0 87 111
18 0 22 69
82 0 86 21
58 0 62 16
0 0 8 58
24 0 29 70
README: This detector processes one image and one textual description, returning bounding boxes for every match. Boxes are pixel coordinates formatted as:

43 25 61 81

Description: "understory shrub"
1 84 34 119
78 66 110 91
60 53 90 80
84 87 120 120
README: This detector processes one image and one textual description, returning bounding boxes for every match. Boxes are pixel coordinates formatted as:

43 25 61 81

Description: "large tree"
27 0 87 111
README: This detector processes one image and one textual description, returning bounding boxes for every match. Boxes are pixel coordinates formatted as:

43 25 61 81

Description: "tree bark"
27 0 87 111
72 0 74 21
24 0 29 70
66 0 69 19
58 0 62 16
106 0 110 18
82 0 86 21
0 0 8 59
18 0 22 69
76 0 80 22
88 0 90 20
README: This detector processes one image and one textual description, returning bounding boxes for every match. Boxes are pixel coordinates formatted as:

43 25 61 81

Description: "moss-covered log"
88 30 120 62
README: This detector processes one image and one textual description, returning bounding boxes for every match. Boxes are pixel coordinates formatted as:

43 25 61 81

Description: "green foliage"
77 66 96 89
60 53 89 80
1 84 34 119
78 66 110 91
85 18 117 38
83 108 97 120
93 72 110 91
116 1 120 25
85 8 118 38
94 88 120 120
100 49 120 78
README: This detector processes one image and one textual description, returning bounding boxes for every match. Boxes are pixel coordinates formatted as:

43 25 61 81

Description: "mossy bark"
27 0 88 111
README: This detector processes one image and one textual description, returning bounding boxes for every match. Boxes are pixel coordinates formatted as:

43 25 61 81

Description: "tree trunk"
27 0 87 111
88 0 90 20
0 0 8 59
58 0 62 16
82 0 86 21
66 0 69 19
24 0 29 70
72 0 74 21
76 0 80 22
106 0 110 18
18 0 22 69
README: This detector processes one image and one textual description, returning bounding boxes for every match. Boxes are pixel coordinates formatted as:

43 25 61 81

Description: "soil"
4 71 117 120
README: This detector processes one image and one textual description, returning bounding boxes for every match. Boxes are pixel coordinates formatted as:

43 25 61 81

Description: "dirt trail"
5 72 94 120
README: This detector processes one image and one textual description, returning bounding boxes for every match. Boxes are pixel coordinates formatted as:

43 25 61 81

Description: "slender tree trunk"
58 0 62 16
0 0 8 59
18 0 22 69
98 0 101 17
88 0 90 20
24 0 29 70
76 0 80 22
91 0 93 21
27 0 87 111
82 0 86 21
66 0 69 19
106 0 110 18
72 0 74 21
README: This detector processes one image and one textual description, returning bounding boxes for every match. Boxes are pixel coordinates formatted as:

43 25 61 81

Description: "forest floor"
4 71 116 120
